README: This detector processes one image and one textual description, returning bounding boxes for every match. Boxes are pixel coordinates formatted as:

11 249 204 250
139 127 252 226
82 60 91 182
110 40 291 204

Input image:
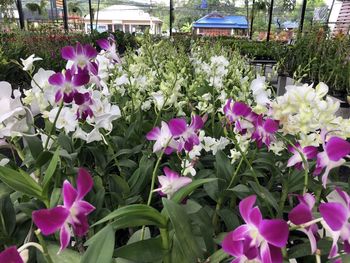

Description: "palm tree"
25 0 47 15
68 1 82 16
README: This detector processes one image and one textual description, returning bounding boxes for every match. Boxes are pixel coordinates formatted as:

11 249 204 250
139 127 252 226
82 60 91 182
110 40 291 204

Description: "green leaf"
43 148 60 190
81 225 115 263
171 178 217 204
47 244 80 263
215 150 234 185
248 181 279 211
228 184 252 199
93 204 167 228
209 249 229 263
162 198 203 262
0 167 43 199
115 237 164 262
24 136 43 159
0 195 16 235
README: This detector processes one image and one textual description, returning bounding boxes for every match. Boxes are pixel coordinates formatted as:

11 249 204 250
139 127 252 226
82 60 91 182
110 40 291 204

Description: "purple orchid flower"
251 115 279 148
154 167 192 198
74 92 94 120
61 43 98 75
97 36 121 63
313 131 350 187
0 246 23 263
168 115 204 152
223 99 252 124
32 168 95 252
287 143 318 170
288 193 318 254
146 121 179 154
49 69 90 103
222 195 289 263
319 188 350 259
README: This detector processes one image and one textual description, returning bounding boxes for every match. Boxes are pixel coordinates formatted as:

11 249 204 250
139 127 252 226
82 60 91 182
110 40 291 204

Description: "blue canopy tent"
193 13 248 36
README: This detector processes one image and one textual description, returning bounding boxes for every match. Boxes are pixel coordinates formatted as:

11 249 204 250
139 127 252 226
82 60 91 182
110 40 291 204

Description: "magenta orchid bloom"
288 193 318 254
223 99 252 124
222 195 289 263
154 167 192 198
287 143 318 170
319 188 350 259
313 132 350 187
0 246 23 263
74 92 94 120
251 115 279 148
146 121 179 154
168 115 204 151
32 168 95 252
61 43 98 75
49 69 90 103
97 37 121 63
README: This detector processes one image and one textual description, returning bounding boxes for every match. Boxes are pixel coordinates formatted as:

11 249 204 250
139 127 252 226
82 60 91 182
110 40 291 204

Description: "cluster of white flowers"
271 82 350 145
0 81 29 138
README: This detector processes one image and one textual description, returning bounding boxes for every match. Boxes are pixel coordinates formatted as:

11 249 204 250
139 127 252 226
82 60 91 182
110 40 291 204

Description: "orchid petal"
59 224 71 252
319 202 347 231
325 137 350 162
163 167 179 179
263 119 279 133
61 46 76 60
259 219 289 247
76 200 95 215
0 246 23 263
239 195 256 223
96 39 110 50
146 127 160 140
72 73 90 87
168 118 187 136
62 180 77 208
32 206 69 235
84 44 98 59
77 168 93 199
190 115 204 130
49 72 65 86
222 231 244 257
289 203 313 225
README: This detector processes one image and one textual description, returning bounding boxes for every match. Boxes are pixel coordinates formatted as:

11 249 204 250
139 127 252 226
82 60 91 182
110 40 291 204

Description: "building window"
108 24 113 32
124 24 130 33
114 24 123 31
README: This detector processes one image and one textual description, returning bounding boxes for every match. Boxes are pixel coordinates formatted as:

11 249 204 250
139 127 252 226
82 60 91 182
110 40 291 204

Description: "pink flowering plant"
0 37 350 263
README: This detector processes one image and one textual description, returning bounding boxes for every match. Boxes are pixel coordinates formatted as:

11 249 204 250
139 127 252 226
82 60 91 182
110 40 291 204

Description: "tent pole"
250 0 255 39
88 0 93 33
266 0 274 41
299 0 307 33
62 0 69 32
170 0 173 36
16 0 25 30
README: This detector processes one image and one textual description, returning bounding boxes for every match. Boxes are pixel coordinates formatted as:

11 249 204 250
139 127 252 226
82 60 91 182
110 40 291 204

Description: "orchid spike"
32 168 95 252
154 167 192 198
319 188 350 259
146 121 178 154
288 193 318 254
0 246 23 263
49 69 90 103
313 131 350 187
61 43 98 75
222 195 289 263
287 143 318 170
168 115 204 151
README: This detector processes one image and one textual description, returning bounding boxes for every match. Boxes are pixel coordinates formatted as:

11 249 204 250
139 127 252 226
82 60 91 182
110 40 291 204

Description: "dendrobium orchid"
319 188 350 259
288 193 318 254
223 99 252 124
313 131 350 187
61 43 98 75
20 54 42 71
32 168 95 252
251 115 279 148
287 143 318 170
49 69 90 103
153 167 192 198
168 115 204 151
97 36 121 63
222 195 289 263
146 121 178 154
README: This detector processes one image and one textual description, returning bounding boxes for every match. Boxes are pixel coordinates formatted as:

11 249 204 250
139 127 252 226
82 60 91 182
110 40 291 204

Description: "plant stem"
35 230 54 263
160 228 171 263
44 101 64 151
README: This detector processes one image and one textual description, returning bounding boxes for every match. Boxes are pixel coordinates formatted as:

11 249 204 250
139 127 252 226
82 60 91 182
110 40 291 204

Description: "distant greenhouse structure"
84 5 162 34
193 12 248 37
